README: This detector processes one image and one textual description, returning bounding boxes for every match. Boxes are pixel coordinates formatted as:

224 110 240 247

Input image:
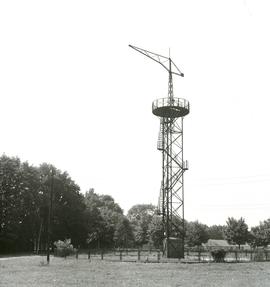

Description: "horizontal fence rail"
185 248 270 263
83 249 161 263
53 248 270 263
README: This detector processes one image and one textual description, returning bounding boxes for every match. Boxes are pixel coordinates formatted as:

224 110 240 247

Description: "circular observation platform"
152 97 190 118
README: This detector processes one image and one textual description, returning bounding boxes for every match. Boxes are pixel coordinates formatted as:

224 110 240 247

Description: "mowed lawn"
0 256 270 287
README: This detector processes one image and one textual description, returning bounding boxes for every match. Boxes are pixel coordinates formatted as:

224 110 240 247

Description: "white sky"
1 0 270 228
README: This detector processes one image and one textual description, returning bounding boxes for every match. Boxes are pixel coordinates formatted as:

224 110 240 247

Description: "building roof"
203 239 230 247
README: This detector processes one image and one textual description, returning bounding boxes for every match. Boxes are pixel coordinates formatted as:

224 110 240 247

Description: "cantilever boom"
129 44 184 77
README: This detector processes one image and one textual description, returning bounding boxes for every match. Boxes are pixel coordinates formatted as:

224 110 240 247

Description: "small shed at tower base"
163 237 184 258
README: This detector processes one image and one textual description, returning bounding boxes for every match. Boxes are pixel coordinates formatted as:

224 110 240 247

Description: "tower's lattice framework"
130 45 189 258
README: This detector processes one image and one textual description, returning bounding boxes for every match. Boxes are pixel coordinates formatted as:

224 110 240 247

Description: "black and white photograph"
1 0 270 286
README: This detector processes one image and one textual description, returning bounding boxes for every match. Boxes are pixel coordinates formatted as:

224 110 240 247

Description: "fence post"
88 250 91 261
76 249 79 260
101 250 104 260
157 250 160 263
235 251 238 262
198 249 201 262
138 249 141 261
120 250 122 261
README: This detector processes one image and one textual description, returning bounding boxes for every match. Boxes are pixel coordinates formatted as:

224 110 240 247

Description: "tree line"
0 154 270 254
185 217 270 249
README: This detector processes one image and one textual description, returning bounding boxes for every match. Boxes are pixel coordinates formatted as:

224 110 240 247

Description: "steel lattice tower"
129 45 190 258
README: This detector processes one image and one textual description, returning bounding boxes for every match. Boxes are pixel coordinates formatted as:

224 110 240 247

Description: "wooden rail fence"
56 248 270 263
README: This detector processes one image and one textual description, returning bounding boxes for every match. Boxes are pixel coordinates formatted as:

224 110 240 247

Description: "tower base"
163 237 184 259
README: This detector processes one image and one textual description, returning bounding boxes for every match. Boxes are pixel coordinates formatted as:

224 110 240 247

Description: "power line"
191 173 270 186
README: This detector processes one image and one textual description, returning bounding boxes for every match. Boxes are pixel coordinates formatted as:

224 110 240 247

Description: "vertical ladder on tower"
157 118 164 151
157 182 163 215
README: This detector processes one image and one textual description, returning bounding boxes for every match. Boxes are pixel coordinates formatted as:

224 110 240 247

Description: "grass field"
0 255 270 287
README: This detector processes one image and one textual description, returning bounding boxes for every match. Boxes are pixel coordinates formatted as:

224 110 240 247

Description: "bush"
54 239 75 257
253 249 266 261
211 249 227 262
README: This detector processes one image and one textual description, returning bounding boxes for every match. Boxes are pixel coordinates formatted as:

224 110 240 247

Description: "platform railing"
152 97 190 111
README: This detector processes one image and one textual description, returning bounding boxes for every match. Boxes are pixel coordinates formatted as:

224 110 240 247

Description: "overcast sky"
1 0 270 227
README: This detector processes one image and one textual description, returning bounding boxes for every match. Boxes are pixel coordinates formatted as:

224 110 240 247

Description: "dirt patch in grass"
0 256 269 287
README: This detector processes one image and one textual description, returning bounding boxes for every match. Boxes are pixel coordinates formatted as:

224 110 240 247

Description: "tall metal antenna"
130 44 190 258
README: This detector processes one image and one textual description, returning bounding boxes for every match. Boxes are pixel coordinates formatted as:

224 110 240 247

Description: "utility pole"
47 168 54 264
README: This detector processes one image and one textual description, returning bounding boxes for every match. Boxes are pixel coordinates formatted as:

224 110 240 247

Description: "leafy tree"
225 217 249 248
185 221 209 247
250 219 270 247
98 194 124 245
171 216 186 239
113 217 134 248
0 155 90 253
208 225 226 240
0 155 24 253
16 162 43 252
127 204 156 247
148 215 163 248
37 163 88 249
84 189 124 248
53 172 87 247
